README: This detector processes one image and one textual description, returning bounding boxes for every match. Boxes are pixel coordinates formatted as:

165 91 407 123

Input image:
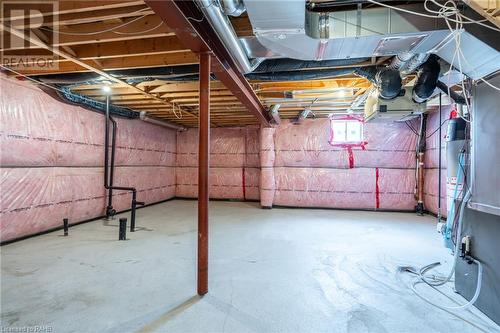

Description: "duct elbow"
412 55 440 103
356 67 402 100
220 0 246 17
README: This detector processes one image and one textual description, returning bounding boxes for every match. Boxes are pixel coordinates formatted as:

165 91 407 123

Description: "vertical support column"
198 52 211 296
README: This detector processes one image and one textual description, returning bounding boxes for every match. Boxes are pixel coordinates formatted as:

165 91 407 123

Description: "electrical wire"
0 65 186 119
38 8 151 36
426 119 449 139
112 21 164 35
365 0 500 32
405 121 418 135
0 65 116 106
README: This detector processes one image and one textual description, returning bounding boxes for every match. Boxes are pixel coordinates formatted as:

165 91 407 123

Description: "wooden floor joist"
1 0 377 127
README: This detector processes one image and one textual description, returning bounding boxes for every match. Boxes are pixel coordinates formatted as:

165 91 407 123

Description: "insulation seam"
1 185 175 213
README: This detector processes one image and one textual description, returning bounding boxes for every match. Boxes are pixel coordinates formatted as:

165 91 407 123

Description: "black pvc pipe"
119 218 127 241
108 115 116 214
63 218 69 236
103 93 144 229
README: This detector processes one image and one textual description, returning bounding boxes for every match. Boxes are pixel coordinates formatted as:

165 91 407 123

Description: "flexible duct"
42 86 139 119
35 65 200 85
389 52 429 75
32 59 370 85
253 58 369 73
195 0 259 73
355 66 402 100
412 55 441 103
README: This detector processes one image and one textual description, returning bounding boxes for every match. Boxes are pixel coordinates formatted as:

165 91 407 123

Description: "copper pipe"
198 52 211 296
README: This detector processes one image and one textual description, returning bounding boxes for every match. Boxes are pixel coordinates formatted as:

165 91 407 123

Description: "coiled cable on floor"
411 258 483 311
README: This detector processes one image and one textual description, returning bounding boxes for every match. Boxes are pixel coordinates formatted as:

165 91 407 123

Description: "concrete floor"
1 200 498 333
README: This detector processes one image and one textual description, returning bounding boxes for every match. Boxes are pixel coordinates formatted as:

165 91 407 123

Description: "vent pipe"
139 112 186 131
196 0 260 73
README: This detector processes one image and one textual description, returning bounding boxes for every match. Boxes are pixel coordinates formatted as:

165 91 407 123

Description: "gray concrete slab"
1 200 498 333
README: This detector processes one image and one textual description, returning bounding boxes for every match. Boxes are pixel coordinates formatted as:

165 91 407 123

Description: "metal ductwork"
243 1 500 79
244 2 450 61
195 0 259 73
139 112 186 131
220 0 246 17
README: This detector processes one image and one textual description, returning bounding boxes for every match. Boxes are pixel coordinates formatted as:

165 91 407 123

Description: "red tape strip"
242 167 246 200
347 147 354 169
375 167 380 209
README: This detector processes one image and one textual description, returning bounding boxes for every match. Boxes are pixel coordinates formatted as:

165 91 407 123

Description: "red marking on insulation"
242 167 246 201
347 147 354 169
375 167 380 209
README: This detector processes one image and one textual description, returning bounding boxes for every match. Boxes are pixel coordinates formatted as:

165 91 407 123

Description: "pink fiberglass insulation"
260 127 276 207
176 126 260 200
424 108 451 217
0 76 176 242
261 118 418 210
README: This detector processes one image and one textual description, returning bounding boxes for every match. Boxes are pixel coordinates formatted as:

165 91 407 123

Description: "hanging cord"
38 8 152 36
171 101 183 119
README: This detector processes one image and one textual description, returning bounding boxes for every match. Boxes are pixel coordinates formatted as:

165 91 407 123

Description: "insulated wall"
424 108 450 217
0 76 176 242
260 119 418 210
176 127 260 200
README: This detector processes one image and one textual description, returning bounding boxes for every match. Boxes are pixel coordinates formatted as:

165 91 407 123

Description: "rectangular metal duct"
243 1 500 79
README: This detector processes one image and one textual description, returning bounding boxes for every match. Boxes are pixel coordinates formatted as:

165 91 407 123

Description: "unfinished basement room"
1 0 500 332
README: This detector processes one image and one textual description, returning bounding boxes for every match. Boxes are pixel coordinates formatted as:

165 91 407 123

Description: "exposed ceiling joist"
145 0 270 127
1 22 199 124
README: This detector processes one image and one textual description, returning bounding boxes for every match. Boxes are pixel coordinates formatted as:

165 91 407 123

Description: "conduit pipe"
268 104 281 125
139 111 186 131
195 0 261 73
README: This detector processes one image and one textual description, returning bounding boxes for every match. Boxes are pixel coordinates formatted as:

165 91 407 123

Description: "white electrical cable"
0 65 184 120
367 0 500 93
0 65 113 105
365 0 500 32
412 258 483 310
38 8 151 36
112 21 164 35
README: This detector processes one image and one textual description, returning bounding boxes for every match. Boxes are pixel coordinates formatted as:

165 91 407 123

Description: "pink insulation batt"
176 126 260 200
0 76 176 242
1 73 446 242
260 119 418 210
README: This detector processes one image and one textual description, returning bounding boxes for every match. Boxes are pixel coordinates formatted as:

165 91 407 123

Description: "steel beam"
144 0 270 126
197 52 210 296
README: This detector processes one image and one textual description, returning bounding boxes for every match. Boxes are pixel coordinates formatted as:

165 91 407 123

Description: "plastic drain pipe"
104 95 144 231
